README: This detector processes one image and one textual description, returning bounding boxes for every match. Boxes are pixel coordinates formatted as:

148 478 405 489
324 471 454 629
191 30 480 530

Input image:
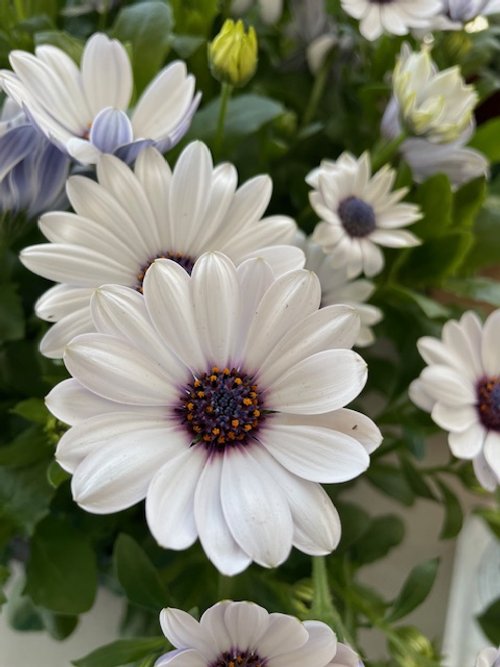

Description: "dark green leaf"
114 533 168 612
46 460 70 489
72 637 168 667
367 464 415 506
477 597 500 644
469 117 500 162
0 284 25 342
386 558 440 622
0 461 54 531
5 575 44 632
465 197 500 270
444 277 500 307
335 502 371 551
412 175 453 240
112 1 173 95
40 609 79 640
34 30 84 62
351 515 405 565
25 516 97 614
437 480 463 539
400 458 437 500
11 398 49 425
452 177 486 230
0 425 51 467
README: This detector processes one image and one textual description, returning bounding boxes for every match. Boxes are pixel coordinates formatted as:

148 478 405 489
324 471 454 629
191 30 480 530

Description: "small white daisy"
20 141 303 359
308 152 421 279
46 253 381 574
0 33 200 165
340 0 441 41
410 310 500 492
156 600 338 667
475 646 500 667
299 234 382 347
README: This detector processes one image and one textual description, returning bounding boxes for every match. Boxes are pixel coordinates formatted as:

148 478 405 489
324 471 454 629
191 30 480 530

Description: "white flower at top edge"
433 0 500 29
308 151 421 279
156 601 338 667
0 33 200 165
231 0 284 24
46 252 382 575
475 646 500 667
410 309 500 492
298 233 383 347
20 141 304 359
340 0 441 41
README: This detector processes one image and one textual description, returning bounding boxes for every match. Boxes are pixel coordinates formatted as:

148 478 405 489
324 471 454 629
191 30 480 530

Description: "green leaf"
335 502 371 551
189 94 285 141
11 398 49 425
25 516 97 614
469 117 500 162
384 286 450 319
0 425 51 467
46 460 70 489
5 575 44 632
351 515 405 565
386 558 440 622
114 534 168 611
477 596 500 644
0 284 25 342
444 277 500 307
437 480 463 539
367 464 416 506
40 609 79 640
0 461 54 531
400 458 437 501
465 197 500 270
72 637 168 667
412 174 453 240
452 177 486 230
112 1 173 95
34 30 84 63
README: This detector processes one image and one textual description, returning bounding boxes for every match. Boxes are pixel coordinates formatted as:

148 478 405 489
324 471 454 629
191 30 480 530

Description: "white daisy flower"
475 646 500 667
46 253 381 575
0 33 200 165
20 141 303 359
410 310 500 492
231 0 284 24
299 234 382 347
340 0 441 41
156 600 338 667
328 643 365 666
308 152 421 279
434 0 500 29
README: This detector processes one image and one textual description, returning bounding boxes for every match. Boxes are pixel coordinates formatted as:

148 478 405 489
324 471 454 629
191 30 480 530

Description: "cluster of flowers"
1 2 499 665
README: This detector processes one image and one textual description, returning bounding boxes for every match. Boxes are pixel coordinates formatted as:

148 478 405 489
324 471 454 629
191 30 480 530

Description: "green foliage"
0 284 25 342
367 464 416 506
351 515 405 565
25 516 98 614
386 558 440 623
470 117 500 162
477 597 500 644
72 637 169 667
436 481 463 540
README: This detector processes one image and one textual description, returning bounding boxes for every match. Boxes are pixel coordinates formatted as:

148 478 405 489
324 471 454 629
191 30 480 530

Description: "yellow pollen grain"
212 366 219 373
234 377 243 385
243 424 252 431
223 367 231 375
186 402 194 410
209 375 218 382
212 427 220 435
243 397 252 406
253 409 260 417
197 391 205 398
231 419 239 427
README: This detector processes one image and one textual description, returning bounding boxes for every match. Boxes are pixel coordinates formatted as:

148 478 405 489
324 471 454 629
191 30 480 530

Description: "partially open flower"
208 19 258 88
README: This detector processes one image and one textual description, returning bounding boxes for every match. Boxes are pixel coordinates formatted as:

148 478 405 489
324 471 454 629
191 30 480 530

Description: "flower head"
46 253 381 574
435 0 500 28
393 44 478 144
21 141 302 358
410 310 500 491
0 33 200 165
0 98 69 218
475 646 500 667
299 234 382 347
157 601 338 667
208 19 258 88
340 0 441 41
308 152 421 279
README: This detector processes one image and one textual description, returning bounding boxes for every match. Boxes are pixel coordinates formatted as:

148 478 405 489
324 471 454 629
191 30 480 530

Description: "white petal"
194 456 251 576
221 215 297 260
369 229 420 247
431 402 477 433
409 378 435 412
155 649 206 667
35 283 93 321
473 452 498 492
238 245 305 278
199 602 232 654
235 257 275 344
419 365 476 406
266 349 367 414
257 614 309 658
271 621 337 667
483 430 500 479
295 408 382 454
160 608 213 654
223 601 269 650
481 309 500 375
39 308 94 359
134 147 172 248
221 445 293 568
360 241 385 277
146 447 206 550
64 333 178 405
448 422 486 459
66 137 102 165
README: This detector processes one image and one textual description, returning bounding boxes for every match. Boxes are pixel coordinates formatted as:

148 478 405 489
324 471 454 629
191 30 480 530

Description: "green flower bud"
208 19 258 88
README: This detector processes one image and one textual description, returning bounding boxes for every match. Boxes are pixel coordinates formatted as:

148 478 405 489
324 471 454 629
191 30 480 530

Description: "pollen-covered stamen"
477 376 500 431
210 649 267 667
176 367 264 451
136 251 196 292
338 196 377 238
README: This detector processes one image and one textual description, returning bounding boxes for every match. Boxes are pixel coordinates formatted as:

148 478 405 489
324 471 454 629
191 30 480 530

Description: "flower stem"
214 82 233 160
310 556 355 646
301 48 336 129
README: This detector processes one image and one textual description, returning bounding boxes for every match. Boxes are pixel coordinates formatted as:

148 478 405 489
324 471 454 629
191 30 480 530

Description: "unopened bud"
208 19 258 88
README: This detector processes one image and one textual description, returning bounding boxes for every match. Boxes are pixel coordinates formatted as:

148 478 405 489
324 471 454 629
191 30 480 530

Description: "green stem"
371 132 406 172
301 49 336 129
310 557 356 646
13 0 26 21
214 82 233 160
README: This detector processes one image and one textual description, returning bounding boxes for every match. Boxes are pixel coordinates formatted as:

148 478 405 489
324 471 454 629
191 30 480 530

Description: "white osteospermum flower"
46 253 381 575
231 0 284 24
299 234 382 347
308 152 421 279
328 643 365 666
340 0 441 40
475 646 500 667
410 310 500 492
0 33 200 165
392 44 478 144
157 601 338 667
20 141 303 359
434 0 500 29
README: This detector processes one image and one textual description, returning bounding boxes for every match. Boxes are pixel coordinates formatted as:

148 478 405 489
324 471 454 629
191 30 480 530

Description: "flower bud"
393 43 478 143
208 19 258 88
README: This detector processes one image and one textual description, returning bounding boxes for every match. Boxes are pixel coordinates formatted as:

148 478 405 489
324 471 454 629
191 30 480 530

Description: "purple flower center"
210 649 267 667
136 251 196 292
338 196 376 238
175 367 265 452
477 376 500 431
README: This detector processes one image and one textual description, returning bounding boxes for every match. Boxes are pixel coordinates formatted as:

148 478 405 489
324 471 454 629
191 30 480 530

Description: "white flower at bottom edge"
475 646 500 667
308 152 421 279
298 233 382 347
340 0 441 41
156 601 338 667
410 309 500 491
20 141 303 359
46 253 382 576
